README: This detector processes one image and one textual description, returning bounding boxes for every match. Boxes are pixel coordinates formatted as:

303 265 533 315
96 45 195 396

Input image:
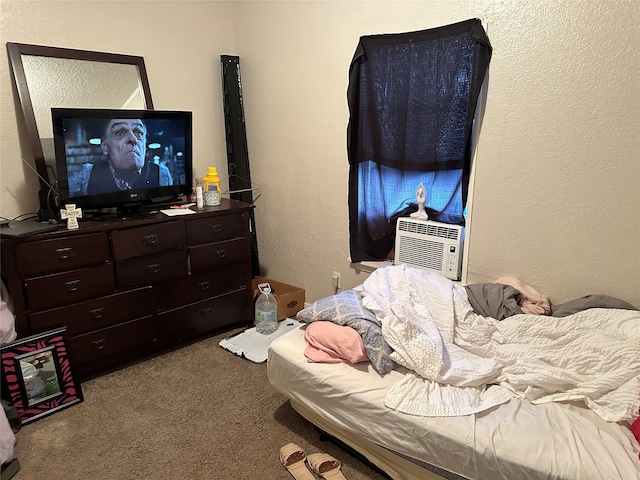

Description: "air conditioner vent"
427 224 459 240
398 219 427 235
397 237 444 270
398 218 459 240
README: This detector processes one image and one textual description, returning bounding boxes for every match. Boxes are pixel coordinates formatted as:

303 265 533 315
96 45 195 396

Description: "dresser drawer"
28 287 155 336
69 316 156 365
24 264 115 311
189 238 248 273
16 233 110 277
115 249 188 289
156 288 248 342
185 213 246 245
111 221 185 261
154 264 247 310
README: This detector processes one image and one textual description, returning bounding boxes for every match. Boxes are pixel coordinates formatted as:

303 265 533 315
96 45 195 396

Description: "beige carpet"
11 327 389 480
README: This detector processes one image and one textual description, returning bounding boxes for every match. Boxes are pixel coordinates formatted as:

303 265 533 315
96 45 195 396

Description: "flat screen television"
52 108 193 219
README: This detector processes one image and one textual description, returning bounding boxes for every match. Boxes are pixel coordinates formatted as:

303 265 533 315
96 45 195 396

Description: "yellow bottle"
202 167 221 196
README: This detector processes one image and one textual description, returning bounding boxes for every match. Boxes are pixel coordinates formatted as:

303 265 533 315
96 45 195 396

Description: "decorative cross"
60 204 83 230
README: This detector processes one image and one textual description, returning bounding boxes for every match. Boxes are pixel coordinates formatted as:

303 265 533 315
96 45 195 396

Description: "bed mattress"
267 326 640 480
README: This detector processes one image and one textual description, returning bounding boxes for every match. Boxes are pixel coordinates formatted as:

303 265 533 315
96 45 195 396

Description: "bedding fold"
362 265 640 423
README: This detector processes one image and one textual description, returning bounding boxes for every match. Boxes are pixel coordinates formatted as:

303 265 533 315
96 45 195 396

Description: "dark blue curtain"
347 19 492 262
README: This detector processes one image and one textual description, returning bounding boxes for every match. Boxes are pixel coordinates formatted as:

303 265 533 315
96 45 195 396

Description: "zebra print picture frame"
1 327 83 424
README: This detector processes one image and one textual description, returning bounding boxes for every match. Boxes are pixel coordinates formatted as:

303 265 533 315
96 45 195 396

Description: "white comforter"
361 265 640 423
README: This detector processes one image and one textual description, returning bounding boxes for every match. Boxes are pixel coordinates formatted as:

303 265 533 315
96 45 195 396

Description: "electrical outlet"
332 271 341 289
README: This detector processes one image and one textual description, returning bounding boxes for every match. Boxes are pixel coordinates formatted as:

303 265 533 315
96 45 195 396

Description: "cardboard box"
252 277 305 320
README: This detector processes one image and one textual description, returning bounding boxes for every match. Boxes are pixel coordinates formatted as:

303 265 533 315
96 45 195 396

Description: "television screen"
52 108 193 218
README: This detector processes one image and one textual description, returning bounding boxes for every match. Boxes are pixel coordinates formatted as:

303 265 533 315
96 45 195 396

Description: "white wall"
2 1 638 309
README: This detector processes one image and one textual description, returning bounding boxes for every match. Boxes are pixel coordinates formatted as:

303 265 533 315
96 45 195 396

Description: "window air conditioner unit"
393 217 465 280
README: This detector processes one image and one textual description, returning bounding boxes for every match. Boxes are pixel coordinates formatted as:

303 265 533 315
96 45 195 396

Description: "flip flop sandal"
280 443 316 480
306 452 348 480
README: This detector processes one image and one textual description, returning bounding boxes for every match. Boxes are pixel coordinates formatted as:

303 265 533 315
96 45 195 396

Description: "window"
347 19 492 262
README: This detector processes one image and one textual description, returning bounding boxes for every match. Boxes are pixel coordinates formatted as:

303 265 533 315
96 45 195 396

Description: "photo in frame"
0 327 83 424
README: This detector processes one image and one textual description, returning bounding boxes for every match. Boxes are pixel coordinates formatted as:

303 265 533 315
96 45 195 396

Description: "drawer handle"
56 247 73 260
143 234 158 245
92 339 106 350
147 264 160 274
90 308 105 319
215 249 226 259
201 307 213 316
65 280 80 292
198 281 211 291
211 224 222 233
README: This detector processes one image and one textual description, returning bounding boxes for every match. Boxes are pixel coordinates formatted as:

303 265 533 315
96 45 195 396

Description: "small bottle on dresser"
195 178 204 209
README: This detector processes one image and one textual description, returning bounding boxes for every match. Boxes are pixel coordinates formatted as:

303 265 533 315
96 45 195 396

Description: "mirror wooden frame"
0 327 83 424
6 42 154 218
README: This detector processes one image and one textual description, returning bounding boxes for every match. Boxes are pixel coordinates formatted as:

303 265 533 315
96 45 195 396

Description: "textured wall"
463 1 639 305
231 0 639 307
2 1 638 309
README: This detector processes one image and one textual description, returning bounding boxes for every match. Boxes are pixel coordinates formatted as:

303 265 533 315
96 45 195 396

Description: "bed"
267 265 640 480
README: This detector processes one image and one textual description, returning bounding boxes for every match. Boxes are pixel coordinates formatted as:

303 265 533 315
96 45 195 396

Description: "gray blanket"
464 283 523 320
551 294 637 317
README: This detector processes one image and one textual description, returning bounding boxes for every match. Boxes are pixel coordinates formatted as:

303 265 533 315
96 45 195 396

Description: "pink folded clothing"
304 321 369 364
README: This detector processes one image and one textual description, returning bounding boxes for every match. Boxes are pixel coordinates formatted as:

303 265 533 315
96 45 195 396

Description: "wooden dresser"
1 199 253 379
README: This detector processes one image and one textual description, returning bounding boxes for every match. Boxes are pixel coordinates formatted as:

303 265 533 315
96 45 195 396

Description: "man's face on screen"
101 119 147 171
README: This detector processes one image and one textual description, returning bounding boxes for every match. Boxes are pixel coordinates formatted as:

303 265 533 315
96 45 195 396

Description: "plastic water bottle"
255 283 278 335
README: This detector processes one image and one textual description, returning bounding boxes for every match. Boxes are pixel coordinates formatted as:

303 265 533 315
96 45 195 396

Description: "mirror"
6 42 154 217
